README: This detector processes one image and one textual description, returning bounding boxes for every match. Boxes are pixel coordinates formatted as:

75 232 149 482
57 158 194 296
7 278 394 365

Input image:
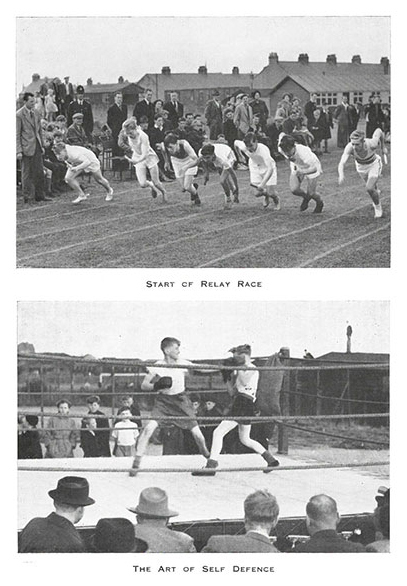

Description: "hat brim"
90 535 148 553
127 506 179 518
48 489 95 506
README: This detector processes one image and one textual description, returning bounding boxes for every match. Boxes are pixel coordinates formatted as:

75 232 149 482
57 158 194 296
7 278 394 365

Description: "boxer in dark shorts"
130 337 210 476
193 344 280 476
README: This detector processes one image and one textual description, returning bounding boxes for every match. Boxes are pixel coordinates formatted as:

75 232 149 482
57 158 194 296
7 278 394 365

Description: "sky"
17 300 389 360
16 16 391 92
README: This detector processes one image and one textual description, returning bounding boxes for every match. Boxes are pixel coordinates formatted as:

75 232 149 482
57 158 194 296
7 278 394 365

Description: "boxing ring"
18 353 389 541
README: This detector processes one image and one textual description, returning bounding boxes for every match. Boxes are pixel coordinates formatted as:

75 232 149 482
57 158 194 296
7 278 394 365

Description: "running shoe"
272 195 281 210
224 197 233 210
150 187 157 199
194 194 201 205
263 195 270 208
300 198 309 211
105 188 114 202
313 200 324 214
233 192 240 203
374 202 383 218
72 193 88 204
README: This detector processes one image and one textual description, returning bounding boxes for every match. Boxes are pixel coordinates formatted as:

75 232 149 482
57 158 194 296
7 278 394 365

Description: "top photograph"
16 16 390 268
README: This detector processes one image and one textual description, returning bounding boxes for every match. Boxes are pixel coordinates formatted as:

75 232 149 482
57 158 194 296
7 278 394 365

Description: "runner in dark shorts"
129 337 210 476
192 344 280 476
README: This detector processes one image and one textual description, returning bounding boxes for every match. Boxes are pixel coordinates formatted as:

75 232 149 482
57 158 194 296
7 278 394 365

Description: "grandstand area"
16 149 390 268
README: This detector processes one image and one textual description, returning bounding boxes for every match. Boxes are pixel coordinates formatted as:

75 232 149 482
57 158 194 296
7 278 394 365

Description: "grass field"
16 147 391 268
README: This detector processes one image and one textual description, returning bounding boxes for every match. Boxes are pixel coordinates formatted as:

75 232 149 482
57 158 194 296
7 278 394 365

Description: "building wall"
268 79 310 117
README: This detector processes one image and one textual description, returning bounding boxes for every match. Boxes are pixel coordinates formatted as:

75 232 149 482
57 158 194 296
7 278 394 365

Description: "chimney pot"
298 53 309 64
161 66 171 75
351 55 362 64
232 66 239 75
268 52 279 64
380 57 390 74
326 54 337 65
198 65 208 75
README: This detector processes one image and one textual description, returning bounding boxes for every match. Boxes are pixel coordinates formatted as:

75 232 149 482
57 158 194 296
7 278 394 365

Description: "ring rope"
282 422 389 447
17 460 389 474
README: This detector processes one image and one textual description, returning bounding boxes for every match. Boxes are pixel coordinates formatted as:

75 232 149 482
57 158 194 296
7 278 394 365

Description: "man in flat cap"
193 344 279 476
19 476 95 552
67 85 94 139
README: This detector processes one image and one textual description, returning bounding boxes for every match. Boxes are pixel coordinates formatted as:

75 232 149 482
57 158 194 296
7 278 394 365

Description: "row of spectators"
18 393 253 459
18 479 390 553
17 81 391 203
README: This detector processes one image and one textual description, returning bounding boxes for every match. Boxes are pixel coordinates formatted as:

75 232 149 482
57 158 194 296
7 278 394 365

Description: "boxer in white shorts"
163 134 201 205
278 133 324 213
338 128 386 218
53 142 114 204
234 133 280 209
123 117 167 202
195 142 239 209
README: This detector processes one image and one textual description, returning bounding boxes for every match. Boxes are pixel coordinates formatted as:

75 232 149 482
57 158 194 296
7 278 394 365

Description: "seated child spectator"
18 415 43 459
80 416 104 457
111 406 139 456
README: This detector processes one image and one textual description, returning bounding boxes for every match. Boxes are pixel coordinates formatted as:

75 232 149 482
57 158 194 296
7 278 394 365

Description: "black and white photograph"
17 300 389 554
16 15 391 268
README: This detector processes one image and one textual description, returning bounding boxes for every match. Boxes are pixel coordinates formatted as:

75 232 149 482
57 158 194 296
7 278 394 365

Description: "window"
353 92 363 104
315 92 338 106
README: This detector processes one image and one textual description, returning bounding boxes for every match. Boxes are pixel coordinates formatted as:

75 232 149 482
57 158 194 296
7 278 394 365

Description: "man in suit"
128 487 196 552
164 91 184 130
19 476 95 552
233 94 253 139
204 90 223 140
334 96 359 148
365 95 385 139
304 93 318 126
202 490 281 552
16 92 50 203
293 494 366 552
67 85 94 139
59 76 74 116
133 88 155 128
107 91 128 170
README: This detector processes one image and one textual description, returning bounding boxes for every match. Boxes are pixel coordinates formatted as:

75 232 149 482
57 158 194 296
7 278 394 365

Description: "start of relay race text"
133 565 275 573
145 281 262 288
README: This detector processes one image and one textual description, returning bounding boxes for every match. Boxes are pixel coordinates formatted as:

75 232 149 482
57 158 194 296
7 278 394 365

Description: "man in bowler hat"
19 476 95 552
128 486 196 552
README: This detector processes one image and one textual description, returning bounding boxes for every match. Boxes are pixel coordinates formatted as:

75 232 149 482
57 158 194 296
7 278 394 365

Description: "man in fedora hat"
91 518 147 553
128 487 196 552
19 476 95 552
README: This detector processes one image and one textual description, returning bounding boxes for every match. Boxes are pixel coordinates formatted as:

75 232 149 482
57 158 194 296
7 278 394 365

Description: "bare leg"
210 420 238 459
92 170 112 193
149 165 167 202
306 176 324 213
190 425 210 458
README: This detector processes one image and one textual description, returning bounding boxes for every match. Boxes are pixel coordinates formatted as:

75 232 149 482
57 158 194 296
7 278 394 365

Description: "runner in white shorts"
163 134 201 205
53 142 114 204
234 133 280 209
278 133 324 213
195 143 239 209
123 117 167 202
338 128 386 218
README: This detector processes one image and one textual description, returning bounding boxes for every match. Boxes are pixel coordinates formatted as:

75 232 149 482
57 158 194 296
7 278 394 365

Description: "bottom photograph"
17 300 389 554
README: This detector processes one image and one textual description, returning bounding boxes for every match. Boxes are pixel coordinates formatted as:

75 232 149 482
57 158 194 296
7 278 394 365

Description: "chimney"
86 77 93 86
346 325 353 353
198 65 208 75
232 66 240 75
380 57 390 74
298 53 309 65
351 55 362 64
118 76 124 84
161 66 171 75
268 52 279 65
32 73 40 82
326 54 337 65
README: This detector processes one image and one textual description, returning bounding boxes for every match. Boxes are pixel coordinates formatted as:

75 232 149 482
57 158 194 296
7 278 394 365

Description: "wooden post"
39 365 45 428
278 347 290 454
111 366 116 418
316 370 322 415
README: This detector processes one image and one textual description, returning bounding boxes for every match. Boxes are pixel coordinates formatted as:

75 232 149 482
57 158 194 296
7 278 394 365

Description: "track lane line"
299 223 390 267
197 197 390 268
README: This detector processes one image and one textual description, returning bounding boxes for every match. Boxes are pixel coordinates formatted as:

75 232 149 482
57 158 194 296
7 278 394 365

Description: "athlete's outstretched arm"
338 144 352 184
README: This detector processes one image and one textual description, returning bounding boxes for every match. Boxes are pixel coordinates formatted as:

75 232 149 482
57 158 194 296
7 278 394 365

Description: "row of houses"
21 51 390 123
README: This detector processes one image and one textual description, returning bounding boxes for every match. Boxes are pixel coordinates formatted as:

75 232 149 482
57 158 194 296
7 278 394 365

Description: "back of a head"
306 494 339 531
244 489 279 529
